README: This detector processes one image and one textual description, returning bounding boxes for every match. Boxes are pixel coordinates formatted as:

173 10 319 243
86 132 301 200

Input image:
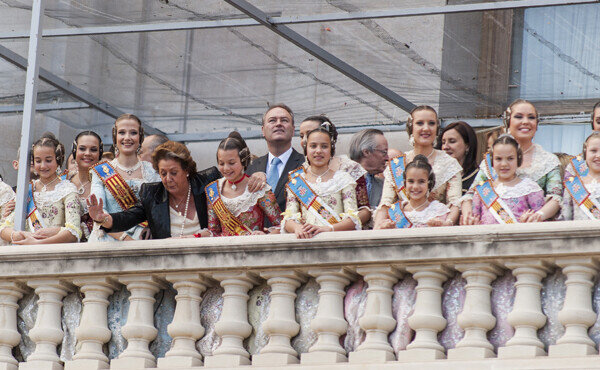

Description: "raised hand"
86 194 109 223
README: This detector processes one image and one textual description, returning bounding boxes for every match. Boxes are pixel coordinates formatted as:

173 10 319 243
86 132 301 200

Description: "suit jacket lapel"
154 187 171 238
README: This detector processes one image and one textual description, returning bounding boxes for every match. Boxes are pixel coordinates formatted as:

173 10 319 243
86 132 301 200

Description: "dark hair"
72 130 103 162
302 125 337 159
491 134 523 167
583 132 600 160
263 103 294 126
406 105 439 137
592 101 600 129
32 132 66 167
405 154 435 191
152 141 197 174
439 121 478 174
301 115 338 143
503 99 538 130
112 113 145 148
217 131 252 170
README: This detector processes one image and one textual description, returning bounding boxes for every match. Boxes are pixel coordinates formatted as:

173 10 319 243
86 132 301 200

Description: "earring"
136 146 141 154
115 148 120 156
408 135 415 147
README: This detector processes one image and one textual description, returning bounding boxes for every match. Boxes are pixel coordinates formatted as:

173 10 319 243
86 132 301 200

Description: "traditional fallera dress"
282 170 361 232
0 180 82 243
207 178 282 236
379 150 463 211
0 180 15 223
472 178 545 224
402 201 450 228
560 174 600 221
468 145 562 205
88 160 159 242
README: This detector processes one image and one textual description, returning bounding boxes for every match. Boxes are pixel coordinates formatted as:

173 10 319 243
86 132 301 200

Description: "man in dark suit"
349 129 389 208
246 103 305 212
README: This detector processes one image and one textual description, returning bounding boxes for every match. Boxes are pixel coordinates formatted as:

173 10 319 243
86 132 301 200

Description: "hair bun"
412 154 430 164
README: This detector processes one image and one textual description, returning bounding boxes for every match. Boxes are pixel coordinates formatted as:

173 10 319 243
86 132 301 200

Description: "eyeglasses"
372 148 388 156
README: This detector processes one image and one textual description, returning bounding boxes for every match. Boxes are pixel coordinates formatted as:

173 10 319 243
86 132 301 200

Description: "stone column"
204 272 259 368
498 260 550 359
0 282 27 370
252 270 307 366
549 258 598 357
110 276 164 369
349 266 402 364
301 268 355 365
397 264 451 362
65 277 118 370
20 279 72 370
157 273 209 368
448 263 501 360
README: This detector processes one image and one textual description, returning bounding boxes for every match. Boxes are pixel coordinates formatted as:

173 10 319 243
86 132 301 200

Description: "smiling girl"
374 105 462 229
88 114 159 242
471 135 545 224
462 99 561 224
284 125 361 238
561 132 600 221
207 131 281 236
0 133 82 245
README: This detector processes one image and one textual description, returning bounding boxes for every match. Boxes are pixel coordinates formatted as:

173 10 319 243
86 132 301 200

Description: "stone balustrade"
1 221 600 369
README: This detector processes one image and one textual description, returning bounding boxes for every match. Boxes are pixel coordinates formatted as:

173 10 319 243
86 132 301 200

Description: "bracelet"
95 215 109 226
10 231 16 243
119 233 128 241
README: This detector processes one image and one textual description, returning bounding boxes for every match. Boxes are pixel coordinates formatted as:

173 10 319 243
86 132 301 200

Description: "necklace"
39 176 59 192
114 159 142 176
178 185 192 237
523 144 535 155
308 166 331 184
426 148 435 160
410 199 429 212
227 174 247 191
76 174 90 196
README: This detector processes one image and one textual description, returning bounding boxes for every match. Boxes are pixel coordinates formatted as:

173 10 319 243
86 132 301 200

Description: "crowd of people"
0 99 599 244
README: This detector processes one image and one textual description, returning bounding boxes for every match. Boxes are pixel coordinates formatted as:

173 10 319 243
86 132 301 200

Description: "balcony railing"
1 221 600 369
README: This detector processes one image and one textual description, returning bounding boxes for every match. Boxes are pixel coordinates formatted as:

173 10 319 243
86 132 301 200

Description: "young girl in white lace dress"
374 105 462 228
376 155 451 228
0 133 81 245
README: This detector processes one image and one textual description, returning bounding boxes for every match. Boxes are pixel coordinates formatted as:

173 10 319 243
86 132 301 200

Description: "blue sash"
564 175 600 220
26 182 45 231
388 201 412 228
475 181 517 224
59 169 69 181
287 171 342 225
570 155 589 178
388 155 408 201
484 152 498 181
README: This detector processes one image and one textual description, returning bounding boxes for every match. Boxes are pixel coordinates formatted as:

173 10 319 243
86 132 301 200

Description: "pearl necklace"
39 176 59 192
114 160 142 176
410 199 429 212
178 185 192 238
77 181 90 195
308 166 331 184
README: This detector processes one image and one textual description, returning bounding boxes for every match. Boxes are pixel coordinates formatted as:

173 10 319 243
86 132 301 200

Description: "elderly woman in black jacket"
87 141 265 239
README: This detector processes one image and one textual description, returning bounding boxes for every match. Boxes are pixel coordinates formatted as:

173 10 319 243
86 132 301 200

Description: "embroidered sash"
388 201 412 228
206 181 252 236
286 172 342 226
26 182 46 231
484 152 498 181
570 155 589 178
288 166 305 180
59 169 69 181
388 155 408 201
91 161 148 227
475 181 518 224
564 175 600 220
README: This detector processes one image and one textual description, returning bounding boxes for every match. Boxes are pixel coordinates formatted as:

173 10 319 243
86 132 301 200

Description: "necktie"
366 173 374 196
267 157 282 190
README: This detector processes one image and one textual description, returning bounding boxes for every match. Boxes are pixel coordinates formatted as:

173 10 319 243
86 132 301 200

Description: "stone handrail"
1 220 600 369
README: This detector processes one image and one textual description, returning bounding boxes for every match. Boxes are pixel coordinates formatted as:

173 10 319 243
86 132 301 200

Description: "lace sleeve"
281 188 302 234
60 191 83 241
341 183 361 230
445 172 462 207
472 191 483 219
207 199 222 237
258 190 282 227
558 187 574 221
378 167 398 209
543 167 563 203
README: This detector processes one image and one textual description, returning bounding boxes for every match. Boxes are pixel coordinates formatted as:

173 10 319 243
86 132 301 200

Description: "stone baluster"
349 266 402 364
0 282 27 370
204 272 259 368
65 277 118 370
301 268 355 365
20 279 72 370
157 273 209 368
498 260 550 359
252 270 307 366
397 264 452 362
549 258 598 357
448 263 502 360
110 276 165 369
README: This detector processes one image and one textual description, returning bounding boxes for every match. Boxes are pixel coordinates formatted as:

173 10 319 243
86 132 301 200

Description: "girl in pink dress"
207 132 282 236
471 135 545 224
